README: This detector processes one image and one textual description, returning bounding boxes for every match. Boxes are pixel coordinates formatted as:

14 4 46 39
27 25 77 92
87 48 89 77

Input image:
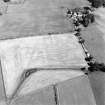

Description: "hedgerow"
88 0 105 8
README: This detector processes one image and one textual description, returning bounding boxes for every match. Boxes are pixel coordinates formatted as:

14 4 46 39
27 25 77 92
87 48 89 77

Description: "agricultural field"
0 0 89 39
0 0 105 105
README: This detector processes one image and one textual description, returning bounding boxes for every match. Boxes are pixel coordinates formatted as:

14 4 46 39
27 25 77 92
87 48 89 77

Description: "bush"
88 0 105 8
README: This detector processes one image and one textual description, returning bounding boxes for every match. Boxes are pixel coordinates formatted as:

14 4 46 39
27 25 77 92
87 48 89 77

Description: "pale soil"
10 75 96 105
0 33 87 99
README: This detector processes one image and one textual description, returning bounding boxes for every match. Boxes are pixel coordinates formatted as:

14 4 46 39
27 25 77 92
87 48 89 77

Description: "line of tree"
88 0 105 8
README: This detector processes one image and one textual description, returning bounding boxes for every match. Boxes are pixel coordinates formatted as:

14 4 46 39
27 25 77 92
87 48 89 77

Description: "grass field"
0 0 89 39
81 7 105 105
81 7 105 63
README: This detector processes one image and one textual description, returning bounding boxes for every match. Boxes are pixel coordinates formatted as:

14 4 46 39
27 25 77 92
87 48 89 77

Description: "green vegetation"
88 0 105 8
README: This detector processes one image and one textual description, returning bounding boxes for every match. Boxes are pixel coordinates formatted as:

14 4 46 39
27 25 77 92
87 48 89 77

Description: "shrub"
88 0 105 8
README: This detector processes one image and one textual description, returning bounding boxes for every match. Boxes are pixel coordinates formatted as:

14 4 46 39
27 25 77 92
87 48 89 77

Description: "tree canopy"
88 0 105 8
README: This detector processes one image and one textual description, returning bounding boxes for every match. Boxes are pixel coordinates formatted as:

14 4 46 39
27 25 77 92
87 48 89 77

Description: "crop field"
80 6 105 105
0 0 89 39
0 0 105 105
